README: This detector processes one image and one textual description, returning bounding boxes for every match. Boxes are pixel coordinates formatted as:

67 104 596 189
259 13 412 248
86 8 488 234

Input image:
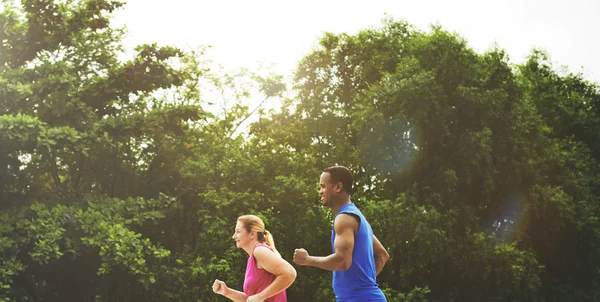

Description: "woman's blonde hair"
237 215 277 253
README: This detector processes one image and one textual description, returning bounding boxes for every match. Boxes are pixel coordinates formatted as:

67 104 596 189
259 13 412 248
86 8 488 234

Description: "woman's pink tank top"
243 243 287 302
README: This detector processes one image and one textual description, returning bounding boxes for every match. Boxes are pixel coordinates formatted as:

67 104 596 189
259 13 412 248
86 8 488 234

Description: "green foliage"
1 2 600 301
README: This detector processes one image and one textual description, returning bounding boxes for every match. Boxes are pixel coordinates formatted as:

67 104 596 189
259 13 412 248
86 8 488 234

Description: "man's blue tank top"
331 202 386 301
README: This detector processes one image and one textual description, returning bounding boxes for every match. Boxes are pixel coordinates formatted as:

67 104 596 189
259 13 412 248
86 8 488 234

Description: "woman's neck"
243 240 260 256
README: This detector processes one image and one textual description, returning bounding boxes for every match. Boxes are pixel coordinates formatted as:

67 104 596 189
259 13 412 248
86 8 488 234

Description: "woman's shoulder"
253 244 282 262
252 244 281 270
253 243 274 254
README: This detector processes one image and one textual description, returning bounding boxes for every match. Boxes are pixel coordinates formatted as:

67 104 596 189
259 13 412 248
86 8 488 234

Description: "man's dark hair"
323 166 354 194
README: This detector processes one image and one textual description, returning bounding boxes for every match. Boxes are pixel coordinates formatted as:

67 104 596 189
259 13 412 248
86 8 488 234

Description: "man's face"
319 172 340 207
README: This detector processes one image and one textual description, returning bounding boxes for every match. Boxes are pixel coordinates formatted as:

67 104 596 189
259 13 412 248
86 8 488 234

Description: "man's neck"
331 197 352 215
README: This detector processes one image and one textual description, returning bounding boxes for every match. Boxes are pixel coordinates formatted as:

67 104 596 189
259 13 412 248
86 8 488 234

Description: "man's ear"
335 182 343 193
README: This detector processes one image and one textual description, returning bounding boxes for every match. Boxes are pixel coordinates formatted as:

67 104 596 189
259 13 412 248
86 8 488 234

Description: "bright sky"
112 0 600 85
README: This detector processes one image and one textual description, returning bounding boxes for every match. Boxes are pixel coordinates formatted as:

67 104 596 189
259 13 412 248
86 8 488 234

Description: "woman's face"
232 221 254 249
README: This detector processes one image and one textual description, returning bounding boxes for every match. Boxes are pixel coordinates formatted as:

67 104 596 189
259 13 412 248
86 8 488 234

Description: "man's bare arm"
373 235 389 276
295 214 358 271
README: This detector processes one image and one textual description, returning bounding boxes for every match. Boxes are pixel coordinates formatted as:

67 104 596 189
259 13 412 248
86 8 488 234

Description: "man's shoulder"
334 212 360 233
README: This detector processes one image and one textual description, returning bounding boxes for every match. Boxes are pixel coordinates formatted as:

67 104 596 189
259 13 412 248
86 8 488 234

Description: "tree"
2 3 600 300
1 0 200 300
